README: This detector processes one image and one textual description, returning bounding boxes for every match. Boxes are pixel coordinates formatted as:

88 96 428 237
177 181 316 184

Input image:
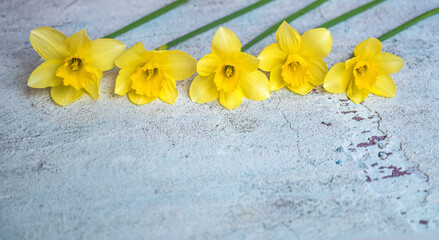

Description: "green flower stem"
103 0 188 39
317 0 386 28
156 0 274 50
242 0 328 52
378 7 439 42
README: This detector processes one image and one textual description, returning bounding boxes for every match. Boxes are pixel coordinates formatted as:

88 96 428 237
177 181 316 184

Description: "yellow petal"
65 29 92 56
114 42 147 69
88 39 126 71
306 57 328 86
159 50 196 80
83 66 103 100
159 78 178 104
189 74 218 103
50 84 85 106
286 82 313 95
354 38 382 60
28 60 63 88
346 80 369 104
233 52 260 73
257 43 287 72
30 27 70 60
275 21 301 53
372 52 404 74
370 75 396 97
299 28 332 59
211 27 241 60
115 67 136 96
197 53 221 76
324 62 350 93
269 65 286 91
219 89 243 110
239 70 270 101
128 91 156 105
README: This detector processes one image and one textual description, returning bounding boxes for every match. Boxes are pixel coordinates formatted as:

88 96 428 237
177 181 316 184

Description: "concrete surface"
1 0 439 239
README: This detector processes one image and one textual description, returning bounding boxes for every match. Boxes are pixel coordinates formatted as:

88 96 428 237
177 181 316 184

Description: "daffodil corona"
28 27 125 106
324 38 404 103
114 42 196 105
258 21 332 95
190 27 270 110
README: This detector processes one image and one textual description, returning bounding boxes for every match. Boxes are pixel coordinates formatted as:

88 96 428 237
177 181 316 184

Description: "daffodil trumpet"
189 28 270 110
28 27 125 106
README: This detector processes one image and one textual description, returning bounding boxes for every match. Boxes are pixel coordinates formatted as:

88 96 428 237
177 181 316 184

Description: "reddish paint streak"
371 163 378 167
349 148 357 152
352 116 365 121
361 130 370 134
341 110 357 114
365 176 372 182
339 99 349 102
357 135 387 148
380 165 412 179
419 220 428 225
340 103 349 106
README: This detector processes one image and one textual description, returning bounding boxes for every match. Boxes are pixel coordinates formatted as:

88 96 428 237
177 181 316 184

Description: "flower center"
214 64 240 93
353 61 378 90
130 63 163 97
281 54 310 87
56 56 95 90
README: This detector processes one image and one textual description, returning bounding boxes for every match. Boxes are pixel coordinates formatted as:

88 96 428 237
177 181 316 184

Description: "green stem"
103 0 188 39
156 0 274 50
242 0 328 52
378 7 439 42
317 0 386 28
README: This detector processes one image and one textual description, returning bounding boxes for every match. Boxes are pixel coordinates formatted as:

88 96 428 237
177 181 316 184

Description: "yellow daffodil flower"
257 21 332 95
189 27 270 110
28 27 125 106
114 42 196 105
324 38 404 104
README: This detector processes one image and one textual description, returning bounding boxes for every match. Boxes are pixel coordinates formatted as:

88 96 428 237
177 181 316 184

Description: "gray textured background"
1 0 439 239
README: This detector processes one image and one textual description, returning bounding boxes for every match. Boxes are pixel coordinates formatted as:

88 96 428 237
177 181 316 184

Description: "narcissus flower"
114 42 196 105
189 27 270 110
324 38 404 104
258 21 332 95
28 27 125 106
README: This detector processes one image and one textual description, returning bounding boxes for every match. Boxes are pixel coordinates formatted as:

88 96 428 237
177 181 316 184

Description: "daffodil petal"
354 38 382 60
346 80 369 104
83 66 102 100
370 75 396 97
65 29 92 56
128 91 156 105
115 67 136 96
88 39 126 71
324 62 350 93
372 52 404 74
159 50 196 80
270 65 286 91
197 53 221 76
233 52 260 73
257 43 287 72
306 57 328 86
50 85 85 106
299 28 332 59
30 27 70 60
286 82 313 95
114 42 146 69
28 60 63 88
159 77 178 104
189 74 218 103
219 89 243 110
275 21 301 53
211 27 241 59
239 70 270 101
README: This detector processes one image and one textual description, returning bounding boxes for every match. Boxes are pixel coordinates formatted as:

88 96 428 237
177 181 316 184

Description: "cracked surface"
1 0 439 239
